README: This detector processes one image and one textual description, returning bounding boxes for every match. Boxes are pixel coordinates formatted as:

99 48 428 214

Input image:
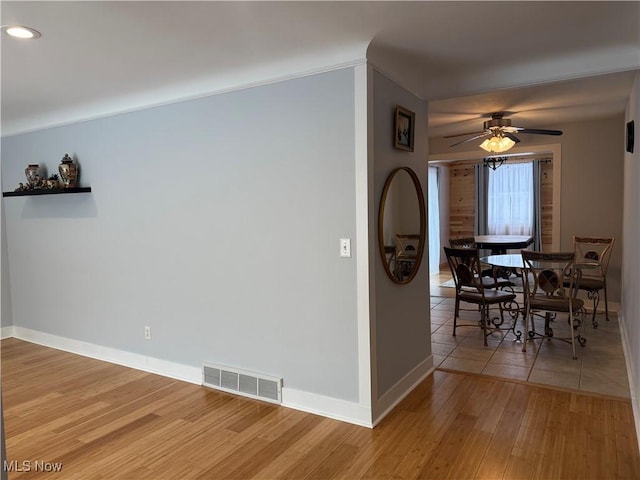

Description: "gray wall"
372 70 430 404
622 72 640 429
556 115 624 303
1 202 11 328
1 68 361 402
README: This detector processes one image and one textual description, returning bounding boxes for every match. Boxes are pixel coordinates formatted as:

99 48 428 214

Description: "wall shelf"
2 187 92 197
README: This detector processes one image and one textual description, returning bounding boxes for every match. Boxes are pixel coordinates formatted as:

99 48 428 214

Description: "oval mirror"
378 167 426 284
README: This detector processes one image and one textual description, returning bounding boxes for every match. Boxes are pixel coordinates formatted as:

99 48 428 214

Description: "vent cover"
202 363 282 404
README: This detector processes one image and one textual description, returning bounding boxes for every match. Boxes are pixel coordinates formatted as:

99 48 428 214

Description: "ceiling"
428 70 638 139
1 1 639 138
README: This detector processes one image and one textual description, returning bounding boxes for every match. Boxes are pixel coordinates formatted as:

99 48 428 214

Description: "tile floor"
429 273 631 399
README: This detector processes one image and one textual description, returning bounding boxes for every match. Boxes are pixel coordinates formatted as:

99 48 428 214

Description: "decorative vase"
58 154 78 188
25 164 41 186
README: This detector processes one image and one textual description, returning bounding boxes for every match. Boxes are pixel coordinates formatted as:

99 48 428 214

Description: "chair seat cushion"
459 289 516 305
576 277 605 290
458 276 513 291
563 277 604 290
528 295 584 312
481 277 514 289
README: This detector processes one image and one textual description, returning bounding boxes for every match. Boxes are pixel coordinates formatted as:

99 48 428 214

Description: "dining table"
481 253 528 271
481 253 599 272
481 253 599 285
474 235 534 255
481 253 600 337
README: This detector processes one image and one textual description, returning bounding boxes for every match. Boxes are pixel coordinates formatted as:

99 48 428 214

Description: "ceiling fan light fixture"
479 135 516 153
446 112 561 151
1 25 41 39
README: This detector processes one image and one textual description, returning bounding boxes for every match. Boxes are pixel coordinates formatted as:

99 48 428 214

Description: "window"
428 166 440 275
487 162 533 235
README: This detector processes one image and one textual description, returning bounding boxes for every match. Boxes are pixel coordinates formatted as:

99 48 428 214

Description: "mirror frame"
378 166 427 284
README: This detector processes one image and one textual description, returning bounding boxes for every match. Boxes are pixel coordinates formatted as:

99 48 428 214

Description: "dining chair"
521 250 586 359
569 236 614 328
444 247 518 345
449 236 494 278
450 236 515 283
394 234 420 281
449 236 477 248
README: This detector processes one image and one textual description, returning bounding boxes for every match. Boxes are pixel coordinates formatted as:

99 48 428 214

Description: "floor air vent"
202 363 282 404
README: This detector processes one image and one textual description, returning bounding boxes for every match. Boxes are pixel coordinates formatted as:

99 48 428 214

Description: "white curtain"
428 166 441 275
487 162 533 235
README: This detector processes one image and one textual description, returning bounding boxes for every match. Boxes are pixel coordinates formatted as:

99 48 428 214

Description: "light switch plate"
340 238 351 258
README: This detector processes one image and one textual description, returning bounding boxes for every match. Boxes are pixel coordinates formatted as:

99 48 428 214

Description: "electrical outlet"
144 326 151 340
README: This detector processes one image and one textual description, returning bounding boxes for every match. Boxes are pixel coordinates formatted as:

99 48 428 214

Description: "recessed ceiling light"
1 25 42 39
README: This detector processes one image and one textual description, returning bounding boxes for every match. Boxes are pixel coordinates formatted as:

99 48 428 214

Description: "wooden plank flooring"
2 338 639 479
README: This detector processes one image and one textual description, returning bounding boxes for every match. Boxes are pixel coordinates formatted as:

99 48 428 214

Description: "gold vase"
25 164 41 186
58 154 78 188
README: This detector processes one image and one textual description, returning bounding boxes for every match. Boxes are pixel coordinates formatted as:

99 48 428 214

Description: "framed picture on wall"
627 120 634 153
394 105 415 152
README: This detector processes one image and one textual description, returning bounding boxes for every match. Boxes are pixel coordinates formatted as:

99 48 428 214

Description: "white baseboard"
372 355 435 427
283 357 435 428
282 388 373 428
8 326 202 385
1 326 16 340
618 315 640 454
3 327 377 427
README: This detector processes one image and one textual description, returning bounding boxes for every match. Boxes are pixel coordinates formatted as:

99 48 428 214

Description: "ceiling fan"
444 112 563 152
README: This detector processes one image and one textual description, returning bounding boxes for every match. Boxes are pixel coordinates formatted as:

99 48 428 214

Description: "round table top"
481 254 524 269
481 253 600 270
475 235 533 244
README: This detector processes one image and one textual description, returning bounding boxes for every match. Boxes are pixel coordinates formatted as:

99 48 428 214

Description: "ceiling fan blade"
504 132 521 143
515 128 563 136
443 131 486 138
449 132 490 147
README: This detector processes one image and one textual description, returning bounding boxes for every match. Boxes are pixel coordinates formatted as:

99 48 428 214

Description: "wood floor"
2 338 639 479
